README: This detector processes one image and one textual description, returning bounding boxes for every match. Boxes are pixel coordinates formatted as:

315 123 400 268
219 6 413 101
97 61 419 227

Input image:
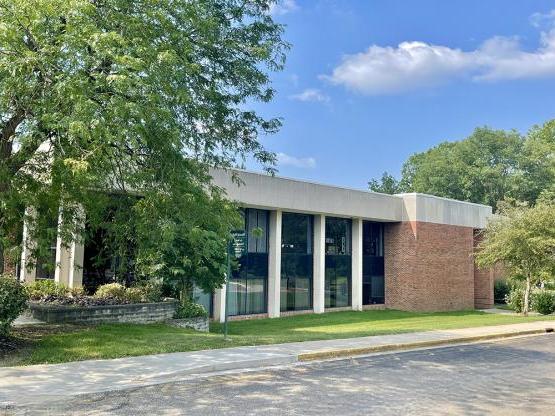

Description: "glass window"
228 208 269 315
325 217 352 308
247 209 268 253
362 221 385 305
281 213 313 312
325 218 351 255
363 222 383 256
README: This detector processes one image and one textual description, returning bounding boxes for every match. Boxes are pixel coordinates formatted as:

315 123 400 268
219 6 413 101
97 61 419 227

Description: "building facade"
19 169 496 321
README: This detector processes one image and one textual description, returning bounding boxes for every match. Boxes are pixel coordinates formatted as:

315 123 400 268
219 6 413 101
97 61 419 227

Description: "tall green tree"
516 120 555 204
369 127 524 208
368 172 404 194
475 201 555 316
0 0 288 294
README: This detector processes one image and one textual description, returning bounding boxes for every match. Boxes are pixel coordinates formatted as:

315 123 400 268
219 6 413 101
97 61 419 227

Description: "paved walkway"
1 320 554 408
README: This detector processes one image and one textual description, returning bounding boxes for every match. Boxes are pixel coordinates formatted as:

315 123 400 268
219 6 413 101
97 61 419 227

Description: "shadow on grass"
5 309 554 366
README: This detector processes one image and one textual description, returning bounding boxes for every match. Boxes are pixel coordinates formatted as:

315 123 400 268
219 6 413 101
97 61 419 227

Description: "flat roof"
210 168 492 228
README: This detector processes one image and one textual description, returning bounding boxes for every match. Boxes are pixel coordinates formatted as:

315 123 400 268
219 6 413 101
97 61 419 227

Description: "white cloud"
322 13 555 95
269 0 299 16
290 88 330 103
530 10 555 28
277 152 316 169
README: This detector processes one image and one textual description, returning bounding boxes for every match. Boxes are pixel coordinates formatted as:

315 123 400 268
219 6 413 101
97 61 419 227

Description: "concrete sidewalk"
1 320 554 408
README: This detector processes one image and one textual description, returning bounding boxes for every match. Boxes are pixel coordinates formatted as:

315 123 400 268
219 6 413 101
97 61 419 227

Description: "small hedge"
0 275 28 336
24 280 165 307
175 301 208 319
94 283 127 301
531 290 555 315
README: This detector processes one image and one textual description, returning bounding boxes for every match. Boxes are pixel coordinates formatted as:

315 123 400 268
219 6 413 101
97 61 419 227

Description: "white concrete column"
351 218 363 311
54 207 85 288
313 214 326 314
20 208 36 283
214 286 226 323
267 210 282 318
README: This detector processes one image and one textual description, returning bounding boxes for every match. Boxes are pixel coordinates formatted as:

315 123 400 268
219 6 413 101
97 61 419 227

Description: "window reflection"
280 213 313 312
325 217 352 308
362 221 385 305
228 209 269 316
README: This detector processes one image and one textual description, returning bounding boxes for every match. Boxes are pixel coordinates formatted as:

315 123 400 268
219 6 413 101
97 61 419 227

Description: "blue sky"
248 0 555 189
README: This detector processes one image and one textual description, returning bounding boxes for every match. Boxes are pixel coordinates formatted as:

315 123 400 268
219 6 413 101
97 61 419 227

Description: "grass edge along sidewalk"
5 309 555 366
1 321 554 409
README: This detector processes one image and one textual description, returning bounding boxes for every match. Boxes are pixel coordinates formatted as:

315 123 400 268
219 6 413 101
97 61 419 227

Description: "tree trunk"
523 273 532 317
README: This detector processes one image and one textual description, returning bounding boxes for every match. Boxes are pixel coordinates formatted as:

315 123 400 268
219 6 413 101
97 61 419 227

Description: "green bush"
94 283 127 301
131 280 163 303
25 280 68 300
505 288 526 313
494 280 510 304
531 290 555 315
0 276 28 336
175 301 208 319
124 287 144 303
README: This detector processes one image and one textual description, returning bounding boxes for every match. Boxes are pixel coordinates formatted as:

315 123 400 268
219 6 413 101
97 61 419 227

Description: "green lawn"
6 309 555 366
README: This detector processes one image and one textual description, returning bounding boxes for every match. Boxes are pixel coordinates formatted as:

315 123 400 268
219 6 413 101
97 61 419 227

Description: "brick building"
19 169 497 320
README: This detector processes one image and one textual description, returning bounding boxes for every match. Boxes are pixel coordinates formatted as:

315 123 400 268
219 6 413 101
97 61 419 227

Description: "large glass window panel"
363 222 383 256
228 208 269 316
325 217 352 308
325 255 351 307
247 209 268 253
280 213 313 312
362 221 385 305
325 218 351 255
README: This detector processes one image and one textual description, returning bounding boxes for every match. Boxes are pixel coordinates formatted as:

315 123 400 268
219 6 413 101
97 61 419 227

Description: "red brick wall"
384 221 475 312
473 232 494 309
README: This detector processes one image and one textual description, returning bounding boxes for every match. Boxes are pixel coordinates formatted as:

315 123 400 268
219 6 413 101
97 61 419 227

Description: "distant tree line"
369 121 555 210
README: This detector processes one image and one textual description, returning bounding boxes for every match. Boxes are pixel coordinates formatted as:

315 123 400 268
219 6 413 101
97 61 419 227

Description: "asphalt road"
5 334 555 416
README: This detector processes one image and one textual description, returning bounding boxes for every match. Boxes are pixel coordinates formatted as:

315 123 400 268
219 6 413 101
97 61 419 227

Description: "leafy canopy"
0 0 288 293
369 123 555 210
475 201 555 314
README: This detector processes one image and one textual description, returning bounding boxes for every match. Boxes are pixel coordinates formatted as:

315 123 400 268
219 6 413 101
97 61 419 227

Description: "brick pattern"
384 221 475 312
473 232 494 309
29 301 178 325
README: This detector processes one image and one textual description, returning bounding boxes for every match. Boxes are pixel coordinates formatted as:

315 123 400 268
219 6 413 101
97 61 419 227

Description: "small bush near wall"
0 275 28 336
25 281 165 307
505 288 525 313
494 280 510 304
94 283 127 302
175 301 208 319
531 290 555 315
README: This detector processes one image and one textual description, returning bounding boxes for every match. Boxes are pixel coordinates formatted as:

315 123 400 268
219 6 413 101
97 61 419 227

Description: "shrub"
25 280 68 300
494 280 510 304
124 287 144 303
130 280 164 303
0 276 28 336
94 283 127 301
531 290 555 315
140 280 163 303
505 288 526 313
175 301 208 319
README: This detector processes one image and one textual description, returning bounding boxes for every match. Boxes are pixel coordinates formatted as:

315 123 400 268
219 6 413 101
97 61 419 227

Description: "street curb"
297 328 554 361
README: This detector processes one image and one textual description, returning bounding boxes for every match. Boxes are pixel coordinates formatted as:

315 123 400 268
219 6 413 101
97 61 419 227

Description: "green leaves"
0 0 286 285
368 122 555 210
